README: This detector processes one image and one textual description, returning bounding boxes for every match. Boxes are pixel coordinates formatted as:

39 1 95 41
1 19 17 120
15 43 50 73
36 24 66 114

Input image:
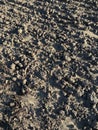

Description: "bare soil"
0 0 98 130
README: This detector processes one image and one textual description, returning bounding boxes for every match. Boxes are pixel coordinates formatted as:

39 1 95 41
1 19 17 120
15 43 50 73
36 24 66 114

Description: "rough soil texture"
0 0 98 130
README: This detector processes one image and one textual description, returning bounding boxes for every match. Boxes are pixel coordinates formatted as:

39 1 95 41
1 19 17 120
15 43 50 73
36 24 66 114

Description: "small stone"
10 102 15 107
65 56 71 62
11 63 16 71
23 79 27 85
38 41 42 46
18 62 23 68
18 28 22 34
5 80 8 84
15 60 20 64
90 92 98 103
17 74 21 79
60 110 65 116
13 77 17 81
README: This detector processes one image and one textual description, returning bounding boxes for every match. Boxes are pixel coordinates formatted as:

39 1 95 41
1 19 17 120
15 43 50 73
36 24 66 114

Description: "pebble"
17 74 21 79
10 102 15 107
13 77 17 81
23 79 27 85
18 28 23 34
60 110 65 116
38 41 43 46
65 56 71 62
90 92 98 103
11 63 16 71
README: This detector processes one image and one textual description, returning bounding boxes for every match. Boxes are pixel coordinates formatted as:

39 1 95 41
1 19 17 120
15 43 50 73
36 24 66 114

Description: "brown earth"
0 0 98 130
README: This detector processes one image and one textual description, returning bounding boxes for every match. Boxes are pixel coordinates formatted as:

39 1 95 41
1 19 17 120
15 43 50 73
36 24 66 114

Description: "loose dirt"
0 0 98 130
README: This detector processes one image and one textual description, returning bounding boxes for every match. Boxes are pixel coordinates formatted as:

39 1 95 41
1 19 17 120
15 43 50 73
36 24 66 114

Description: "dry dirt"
0 0 98 130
